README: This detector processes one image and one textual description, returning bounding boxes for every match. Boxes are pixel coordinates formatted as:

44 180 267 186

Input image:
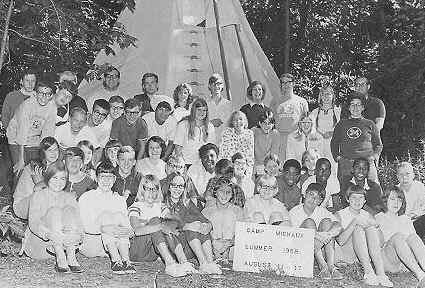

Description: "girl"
64 147 96 200
286 114 324 164
377 187 425 287
263 154 281 178
240 81 270 129
219 111 254 176
77 140 96 180
172 83 194 122
136 136 167 180
232 152 255 200
13 137 60 220
163 172 222 274
100 139 122 168
202 177 244 261
252 110 279 176
299 149 320 189
24 161 83 273
129 175 196 277
335 185 393 287
174 98 216 165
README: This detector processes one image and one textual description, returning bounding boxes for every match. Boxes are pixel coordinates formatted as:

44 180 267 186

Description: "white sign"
232 222 315 278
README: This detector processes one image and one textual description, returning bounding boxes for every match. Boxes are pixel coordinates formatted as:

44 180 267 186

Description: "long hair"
163 172 191 208
39 136 60 166
181 98 209 141
43 160 68 189
173 83 193 110
316 86 338 129
136 174 163 203
294 113 313 141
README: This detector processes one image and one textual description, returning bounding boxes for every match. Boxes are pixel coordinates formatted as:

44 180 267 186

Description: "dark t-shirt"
240 104 270 129
341 96 385 122
110 115 148 151
112 168 142 207
275 176 301 211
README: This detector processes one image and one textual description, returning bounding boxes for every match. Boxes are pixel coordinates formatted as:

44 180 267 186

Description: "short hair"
57 80 78 98
316 158 331 169
231 152 245 163
70 106 87 118
103 66 120 78
109 95 124 105
215 159 233 176
96 161 115 176
39 137 59 163
258 109 275 125
382 186 406 216
305 183 326 201
93 99 111 112
397 161 414 174
301 149 320 166
101 139 122 163
282 159 301 173
348 91 366 106
36 79 55 92
77 140 94 152
353 157 370 171
228 110 248 129
264 153 281 167
355 76 370 86
145 136 166 158
21 68 38 80
246 80 266 101
124 98 140 110
58 71 77 83
255 175 277 194
346 184 366 200
208 73 223 85
117 145 136 160
43 160 68 186
173 83 193 109
142 72 158 84
212 176 235 200
280 73 295 82
198 143 219 159
137 174 162 203
156 101 172 111
64 147 85 161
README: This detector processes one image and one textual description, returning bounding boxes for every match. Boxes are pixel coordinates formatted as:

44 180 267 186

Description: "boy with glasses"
88 99 111 148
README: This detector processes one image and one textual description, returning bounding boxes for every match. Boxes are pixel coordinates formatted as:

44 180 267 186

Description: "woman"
174 98 216 165
172 83 194 122
286 114 324 163
136 136 167 180
240 81 269 129
219 111 254 175
13 137 60 219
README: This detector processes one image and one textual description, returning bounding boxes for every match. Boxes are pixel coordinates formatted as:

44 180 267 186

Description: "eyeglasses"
195 107 207 113
105 74 119 79
93 110 108 118
350 103 363 108
98 174 116 180
143 185 158 192
168 163 185 170
170 183 185 189
110 105 124 111
37 91 53 97
125 110 140 116
259 185 278 191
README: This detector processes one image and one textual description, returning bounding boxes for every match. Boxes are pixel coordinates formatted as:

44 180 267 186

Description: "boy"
232 152 254 200
339 158 384 214
112 146 141 207
109 96 125 121
88 99 112 150
290 183 343 279
79 161 136 274
396 162 425 240
7 80 57 171
275 159 302 210
110 98 148 159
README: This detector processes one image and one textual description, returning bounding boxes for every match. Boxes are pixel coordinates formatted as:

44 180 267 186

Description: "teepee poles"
212 0 232 100
0 0 14 72
233 24 252 84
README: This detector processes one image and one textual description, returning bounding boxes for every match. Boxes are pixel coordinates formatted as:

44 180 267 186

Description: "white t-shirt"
276 95 309 133
375 212 416 242
54 122 99 149
135 158 166 180
398 181 425 217
243 194 290 224
173 107 190 122
206 97 232 141
128 201 164 222
149 95 175 111
289 204 336 228
142 112 177 143
89 117 112 148
187 163 215 197
301 175 340 208
86 88 126 113
174 120 216 165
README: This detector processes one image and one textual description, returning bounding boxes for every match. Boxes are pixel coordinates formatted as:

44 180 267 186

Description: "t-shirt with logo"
275 95 309 133
330 117 382 160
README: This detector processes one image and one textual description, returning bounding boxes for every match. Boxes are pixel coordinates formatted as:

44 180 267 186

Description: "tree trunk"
0 0 14 72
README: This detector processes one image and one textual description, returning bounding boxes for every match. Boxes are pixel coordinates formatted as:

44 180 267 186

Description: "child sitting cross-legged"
335 184 393 287
244 174 291 226
163 172 222 274
129 174 197 277
79 161 136 274
289 183 343 279
376 187 425 288
202 176 244 261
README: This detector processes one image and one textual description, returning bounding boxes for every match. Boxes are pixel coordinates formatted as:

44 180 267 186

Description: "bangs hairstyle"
301 149 320 166
101 139 122 163
345 183 366 201
117 145 136 160
294 113 313 140
142 72 158 84
96 161 115 176
145 136 166 158
173 83 193 109
77 140 94 152
264 153 281 168
382 186 406 216
39 136 60 164
64 147 85 161
43 160 68 186
282 159 301 173
215 158 234 177
103 66 120 78
163 172 191 207
246 80 266 101
316 86 338 129
212 176 235 200
228 110 248 129
109 95 124 105
184 98 210 141
254 174 277 194
137 174 162 203
305 182 326 203
397 161 414 174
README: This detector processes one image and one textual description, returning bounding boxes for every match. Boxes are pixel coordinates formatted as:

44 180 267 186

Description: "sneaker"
179 262 198 274
111 261 125 275
123 261 136 274
317 268 331 279
363 272 379 286
331 268 343 280
165 263 187 277
200 262 222 275
376 274 394 287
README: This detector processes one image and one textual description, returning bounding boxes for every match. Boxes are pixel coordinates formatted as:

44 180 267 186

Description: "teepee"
79 0 280 110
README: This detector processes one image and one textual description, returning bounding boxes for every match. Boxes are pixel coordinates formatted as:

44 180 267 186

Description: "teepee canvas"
79 0 280 110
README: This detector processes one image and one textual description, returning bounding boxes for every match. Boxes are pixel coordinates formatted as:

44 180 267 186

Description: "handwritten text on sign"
232 222 315 278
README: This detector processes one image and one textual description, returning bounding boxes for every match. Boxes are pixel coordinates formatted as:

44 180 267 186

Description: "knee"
390 232 407 244
252 212 266 224
318 218 332 231
353 225 365 236
148 217 162 225
300 218 317 230
269 212 284 225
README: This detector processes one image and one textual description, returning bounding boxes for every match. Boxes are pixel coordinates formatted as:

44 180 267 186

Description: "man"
275 73 309 160
142 101 177 160
2 69 37 130
133 72 159 114
54 107 99 150
187 143 218 199
205 74 232 142
88 99 112 148
54 80 84 126
110 98 148 159
85 66 122 111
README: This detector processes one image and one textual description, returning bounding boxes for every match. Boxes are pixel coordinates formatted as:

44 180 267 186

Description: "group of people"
1 66 425 287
